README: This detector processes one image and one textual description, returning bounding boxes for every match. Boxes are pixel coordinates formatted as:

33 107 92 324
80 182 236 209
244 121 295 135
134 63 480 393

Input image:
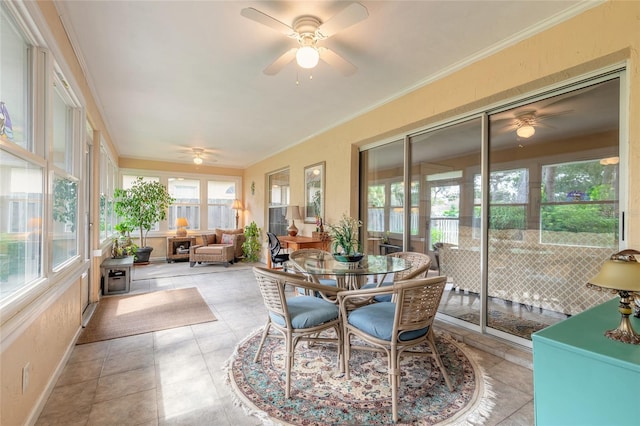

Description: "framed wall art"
304 162 324 223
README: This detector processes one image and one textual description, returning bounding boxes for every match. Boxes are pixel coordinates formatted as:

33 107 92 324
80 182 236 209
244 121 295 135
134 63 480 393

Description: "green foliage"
489 206 526 230
53 177 77 232
242 221 261 262
113 177 174 248
541 204 617 233
327 214 362 255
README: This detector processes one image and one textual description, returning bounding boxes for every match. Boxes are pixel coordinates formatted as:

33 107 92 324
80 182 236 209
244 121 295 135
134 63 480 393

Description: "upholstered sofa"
189 228 246 267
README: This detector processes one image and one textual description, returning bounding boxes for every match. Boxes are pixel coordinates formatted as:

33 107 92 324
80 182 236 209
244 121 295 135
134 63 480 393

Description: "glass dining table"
287 252 411 290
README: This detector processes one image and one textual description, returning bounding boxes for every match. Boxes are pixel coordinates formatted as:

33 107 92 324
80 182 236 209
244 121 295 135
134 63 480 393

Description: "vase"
333 253 364 263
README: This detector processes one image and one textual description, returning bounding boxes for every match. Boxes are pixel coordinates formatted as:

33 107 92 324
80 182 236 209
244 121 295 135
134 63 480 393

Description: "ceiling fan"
177 147 216 165
240 2 369 76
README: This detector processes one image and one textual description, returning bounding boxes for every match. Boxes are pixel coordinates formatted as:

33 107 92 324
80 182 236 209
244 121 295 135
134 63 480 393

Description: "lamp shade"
231 199 243 210
285 206 301 220
587 253 640 292
175 217 189 228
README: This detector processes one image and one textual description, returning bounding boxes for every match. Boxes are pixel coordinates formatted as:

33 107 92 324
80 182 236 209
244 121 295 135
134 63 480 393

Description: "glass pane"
52 176 78 268
207 180 236 229
408 119 482 327
268 170 289 234
52 86 74 172
0 4 31 150
0 150 43 298
486 79 619 340
359 139 403 254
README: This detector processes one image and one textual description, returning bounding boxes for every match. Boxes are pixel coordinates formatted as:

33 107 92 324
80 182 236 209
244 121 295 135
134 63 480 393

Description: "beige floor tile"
87 388 157 426
102 348 155 376
497 400 535 425
68 341 109 364
155 353 209 386
487 359 534 396
108 333 154 356
153 325 195 348
56 360 103 387
94 366 156 403
38 379 97 418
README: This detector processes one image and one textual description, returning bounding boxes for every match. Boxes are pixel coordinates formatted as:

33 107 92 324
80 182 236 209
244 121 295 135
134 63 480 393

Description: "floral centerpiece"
327 213 363 262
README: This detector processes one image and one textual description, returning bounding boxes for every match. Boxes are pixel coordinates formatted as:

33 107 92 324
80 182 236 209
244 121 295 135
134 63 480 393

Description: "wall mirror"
304 162 324 223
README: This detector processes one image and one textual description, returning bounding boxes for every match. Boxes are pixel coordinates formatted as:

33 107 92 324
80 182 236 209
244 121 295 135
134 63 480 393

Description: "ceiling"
54 1 595 169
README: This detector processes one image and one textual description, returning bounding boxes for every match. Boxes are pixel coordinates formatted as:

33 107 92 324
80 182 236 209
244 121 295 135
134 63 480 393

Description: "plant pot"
333 253 364 263
135 246 153 264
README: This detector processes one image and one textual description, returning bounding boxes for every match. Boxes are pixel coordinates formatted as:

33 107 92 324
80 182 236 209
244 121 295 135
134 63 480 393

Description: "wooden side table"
166 236 196 262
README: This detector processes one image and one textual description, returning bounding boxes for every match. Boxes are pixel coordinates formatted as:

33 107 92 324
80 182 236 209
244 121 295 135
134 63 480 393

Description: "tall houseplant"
242 221 261 262
113 177 174 262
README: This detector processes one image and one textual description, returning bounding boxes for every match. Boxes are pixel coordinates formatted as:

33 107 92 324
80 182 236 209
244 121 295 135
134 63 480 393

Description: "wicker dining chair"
338 276 453 422
288 248 338 293
252 266 344 398
362 251 432 302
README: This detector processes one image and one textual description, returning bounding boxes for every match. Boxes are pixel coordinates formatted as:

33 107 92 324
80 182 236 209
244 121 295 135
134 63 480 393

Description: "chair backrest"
394 276 447 339
253 266 290 324
267 232 283 260
387 251 432 281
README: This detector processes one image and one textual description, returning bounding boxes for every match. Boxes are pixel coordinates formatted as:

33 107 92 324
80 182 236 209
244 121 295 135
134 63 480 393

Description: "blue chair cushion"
348 302 428 341
360 281 393 302
296 278 338 296
270 296 339 329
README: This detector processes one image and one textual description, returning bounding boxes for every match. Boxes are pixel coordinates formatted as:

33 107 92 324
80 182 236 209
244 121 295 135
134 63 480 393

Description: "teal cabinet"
532 298 640 426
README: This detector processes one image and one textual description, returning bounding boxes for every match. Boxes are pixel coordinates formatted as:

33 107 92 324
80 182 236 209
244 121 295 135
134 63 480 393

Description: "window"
474 168 528 239
540 159 618 247
0 3 31 150
52 175 78 268
99 143 117 243
367 184 385 232
0 150 43 290
168 178 200 231
52 80 75 172
207 180 237 229
268 169 290 235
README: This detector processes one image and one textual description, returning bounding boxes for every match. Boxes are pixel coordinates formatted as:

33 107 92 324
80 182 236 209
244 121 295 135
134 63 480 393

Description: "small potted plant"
113 177 174 263
327 213 363 262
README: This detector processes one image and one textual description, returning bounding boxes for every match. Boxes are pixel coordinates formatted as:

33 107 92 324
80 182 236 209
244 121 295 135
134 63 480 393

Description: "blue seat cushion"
296 278 338 296
270 296 339 329
360 281 393 302
348 302 428 341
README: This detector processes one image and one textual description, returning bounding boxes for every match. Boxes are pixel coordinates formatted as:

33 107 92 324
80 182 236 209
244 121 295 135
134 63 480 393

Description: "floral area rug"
226 329 494 425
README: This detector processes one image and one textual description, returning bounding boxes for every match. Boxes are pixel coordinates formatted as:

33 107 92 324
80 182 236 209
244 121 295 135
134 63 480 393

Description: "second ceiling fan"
241 2 368 76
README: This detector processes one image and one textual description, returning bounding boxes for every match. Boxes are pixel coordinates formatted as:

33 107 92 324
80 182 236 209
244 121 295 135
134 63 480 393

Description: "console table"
532 298 640 425
166 236 196 262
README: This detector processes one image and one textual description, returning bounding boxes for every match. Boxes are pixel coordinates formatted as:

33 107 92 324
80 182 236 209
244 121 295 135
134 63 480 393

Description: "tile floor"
35 264 535 425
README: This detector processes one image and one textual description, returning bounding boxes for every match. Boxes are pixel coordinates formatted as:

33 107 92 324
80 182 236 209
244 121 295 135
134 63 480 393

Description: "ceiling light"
193 155 203 165
516 125 536 139
296 46 319 69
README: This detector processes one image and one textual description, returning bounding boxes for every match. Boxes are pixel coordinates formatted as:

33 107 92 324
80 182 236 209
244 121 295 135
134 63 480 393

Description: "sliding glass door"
360 73 623 345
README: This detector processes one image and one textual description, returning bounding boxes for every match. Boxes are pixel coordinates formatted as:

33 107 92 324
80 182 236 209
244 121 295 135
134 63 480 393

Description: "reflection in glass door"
360 74 622 345
485 78 620 340
409 119 482 325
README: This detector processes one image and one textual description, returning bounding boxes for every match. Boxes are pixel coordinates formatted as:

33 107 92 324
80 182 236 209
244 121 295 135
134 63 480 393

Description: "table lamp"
231 199 243 229
587 249 640 345
175 217 189 237
286 206 301 236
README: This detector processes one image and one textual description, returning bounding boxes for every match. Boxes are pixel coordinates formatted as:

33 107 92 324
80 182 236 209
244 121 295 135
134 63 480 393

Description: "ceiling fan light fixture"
516 124 536 139
296 46 319 69
193 155 203 165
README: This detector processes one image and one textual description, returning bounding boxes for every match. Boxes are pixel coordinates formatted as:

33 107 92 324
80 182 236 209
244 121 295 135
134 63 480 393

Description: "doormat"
226 328 494 425
77 287 216 344
457 310 548 339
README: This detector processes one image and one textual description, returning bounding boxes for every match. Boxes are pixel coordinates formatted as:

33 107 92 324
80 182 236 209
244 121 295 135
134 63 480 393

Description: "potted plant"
327 213 363 262
114 221 138 258
242 221 261 262
113 177 174 263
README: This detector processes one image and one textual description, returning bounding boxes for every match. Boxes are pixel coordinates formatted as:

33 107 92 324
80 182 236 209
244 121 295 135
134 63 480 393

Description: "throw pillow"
221 233 235 245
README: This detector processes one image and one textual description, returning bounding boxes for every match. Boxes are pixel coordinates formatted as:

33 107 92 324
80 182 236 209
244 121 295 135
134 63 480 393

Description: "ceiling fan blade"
264 48 297 75
317 2 368 38
319 48 357 76
241 8 296 37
